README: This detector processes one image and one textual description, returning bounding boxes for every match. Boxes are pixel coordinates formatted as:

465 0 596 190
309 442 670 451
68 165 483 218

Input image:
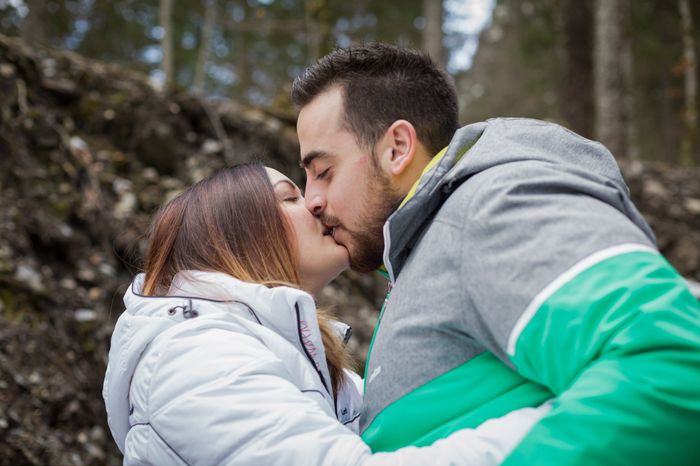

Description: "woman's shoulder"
143 307 272 367
131 317 293 411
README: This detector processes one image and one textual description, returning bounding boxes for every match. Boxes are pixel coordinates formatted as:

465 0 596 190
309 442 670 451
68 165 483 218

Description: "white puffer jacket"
103 271 550 466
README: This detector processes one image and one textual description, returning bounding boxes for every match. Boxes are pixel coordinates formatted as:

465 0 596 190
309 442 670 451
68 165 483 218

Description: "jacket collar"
376 146 451 280
381 123 486 282
398 146 450 210
129 271 332 382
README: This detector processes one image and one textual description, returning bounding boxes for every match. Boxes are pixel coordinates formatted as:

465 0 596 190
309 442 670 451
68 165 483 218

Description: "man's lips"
322 225 343 244
321 216 344 242
322 226 334 236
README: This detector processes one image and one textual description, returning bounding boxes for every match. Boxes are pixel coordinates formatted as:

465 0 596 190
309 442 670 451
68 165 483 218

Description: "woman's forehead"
265 167 297 189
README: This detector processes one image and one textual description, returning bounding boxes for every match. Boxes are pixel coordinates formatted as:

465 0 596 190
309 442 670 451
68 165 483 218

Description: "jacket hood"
383 118 656 280
103 271 333 452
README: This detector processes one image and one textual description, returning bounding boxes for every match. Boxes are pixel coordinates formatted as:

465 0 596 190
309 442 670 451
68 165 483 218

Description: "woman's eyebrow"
273 180 298 191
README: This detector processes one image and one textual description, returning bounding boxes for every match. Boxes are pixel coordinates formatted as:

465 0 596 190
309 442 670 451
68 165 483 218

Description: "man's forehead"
297 111 344 167
296 87 367 170
297 88 344 135
303 85 344 114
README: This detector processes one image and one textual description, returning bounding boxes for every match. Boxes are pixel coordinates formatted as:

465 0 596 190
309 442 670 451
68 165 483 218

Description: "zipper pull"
182 299 198 319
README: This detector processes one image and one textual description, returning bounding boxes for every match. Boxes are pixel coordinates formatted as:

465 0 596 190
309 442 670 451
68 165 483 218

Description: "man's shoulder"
435 164 520 223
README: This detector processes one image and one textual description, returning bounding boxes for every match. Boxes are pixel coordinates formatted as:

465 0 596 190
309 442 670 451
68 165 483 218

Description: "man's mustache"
319 213 342 228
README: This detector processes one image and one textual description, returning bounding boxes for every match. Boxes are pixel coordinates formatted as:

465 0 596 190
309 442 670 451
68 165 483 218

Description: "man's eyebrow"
299 150 330 169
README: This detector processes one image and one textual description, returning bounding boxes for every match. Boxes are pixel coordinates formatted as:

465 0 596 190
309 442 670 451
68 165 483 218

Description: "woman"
103 162 549 465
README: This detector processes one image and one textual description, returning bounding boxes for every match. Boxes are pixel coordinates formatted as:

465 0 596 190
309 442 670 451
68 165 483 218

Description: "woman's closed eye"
273 180 303 203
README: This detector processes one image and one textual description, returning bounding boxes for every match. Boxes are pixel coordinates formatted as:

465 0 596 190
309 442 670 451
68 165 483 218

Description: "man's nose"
304 182 326 217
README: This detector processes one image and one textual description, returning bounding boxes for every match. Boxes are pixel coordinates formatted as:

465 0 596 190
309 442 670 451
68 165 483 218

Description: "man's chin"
349 260 383 274
347 244 384 273
338 221 386 273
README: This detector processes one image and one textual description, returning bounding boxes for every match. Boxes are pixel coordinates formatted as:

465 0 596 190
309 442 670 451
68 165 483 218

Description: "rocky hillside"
621 160 700 284
0 34 698 465
0 34 383 466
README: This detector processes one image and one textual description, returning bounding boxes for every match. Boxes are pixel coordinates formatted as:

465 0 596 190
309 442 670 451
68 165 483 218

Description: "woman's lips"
322 226 334 236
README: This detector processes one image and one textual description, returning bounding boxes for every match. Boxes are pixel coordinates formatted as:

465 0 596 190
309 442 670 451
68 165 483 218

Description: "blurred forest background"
0 1 699 465
1 0 698 164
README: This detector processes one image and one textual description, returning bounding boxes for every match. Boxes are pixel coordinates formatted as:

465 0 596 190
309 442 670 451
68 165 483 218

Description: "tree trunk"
235 2 251 103
193 0 217 94
22 0 49 47
159 0 175 90
679 0 698 166
594 0 626 158
422 0 444 68
305 0 332 63
317 0 332 58
235 44 250 103
659 69 677 162
621 0 639 160
562 0 593 138
305 0 319 63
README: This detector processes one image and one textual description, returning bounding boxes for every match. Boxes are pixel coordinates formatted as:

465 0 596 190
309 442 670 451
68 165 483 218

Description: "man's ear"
378 120 418 177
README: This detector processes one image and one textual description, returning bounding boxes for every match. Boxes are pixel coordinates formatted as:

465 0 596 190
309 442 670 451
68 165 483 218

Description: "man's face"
297 87 401 272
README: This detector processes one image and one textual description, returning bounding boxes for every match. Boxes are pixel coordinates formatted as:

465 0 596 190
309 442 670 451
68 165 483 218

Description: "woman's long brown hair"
142 162 351 394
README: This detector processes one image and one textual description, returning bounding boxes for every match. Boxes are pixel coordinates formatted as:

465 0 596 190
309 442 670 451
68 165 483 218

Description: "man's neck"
398 146 449 210
376 146 449 279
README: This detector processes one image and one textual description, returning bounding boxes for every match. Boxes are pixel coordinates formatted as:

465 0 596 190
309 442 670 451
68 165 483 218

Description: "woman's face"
266 168 349 295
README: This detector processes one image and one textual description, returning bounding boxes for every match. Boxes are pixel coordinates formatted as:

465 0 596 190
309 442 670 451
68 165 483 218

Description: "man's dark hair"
291 43 459 157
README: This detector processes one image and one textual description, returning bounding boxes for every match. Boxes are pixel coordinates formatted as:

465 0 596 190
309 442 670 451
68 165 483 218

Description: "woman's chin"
327 242 350 275
321 260 350 289
300 260 349 297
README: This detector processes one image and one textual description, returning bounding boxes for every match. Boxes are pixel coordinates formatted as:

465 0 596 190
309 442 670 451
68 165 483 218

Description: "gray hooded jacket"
359 118 700 466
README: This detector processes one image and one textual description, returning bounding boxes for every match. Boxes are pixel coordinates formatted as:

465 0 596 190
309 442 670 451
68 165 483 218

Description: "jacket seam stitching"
342 412 361 425
130 422 192 466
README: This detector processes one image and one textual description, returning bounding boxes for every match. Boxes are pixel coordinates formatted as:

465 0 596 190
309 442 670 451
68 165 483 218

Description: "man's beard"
324 168 402 273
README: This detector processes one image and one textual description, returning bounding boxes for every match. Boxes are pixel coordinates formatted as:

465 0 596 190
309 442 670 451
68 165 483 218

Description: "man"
292 43 700 465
